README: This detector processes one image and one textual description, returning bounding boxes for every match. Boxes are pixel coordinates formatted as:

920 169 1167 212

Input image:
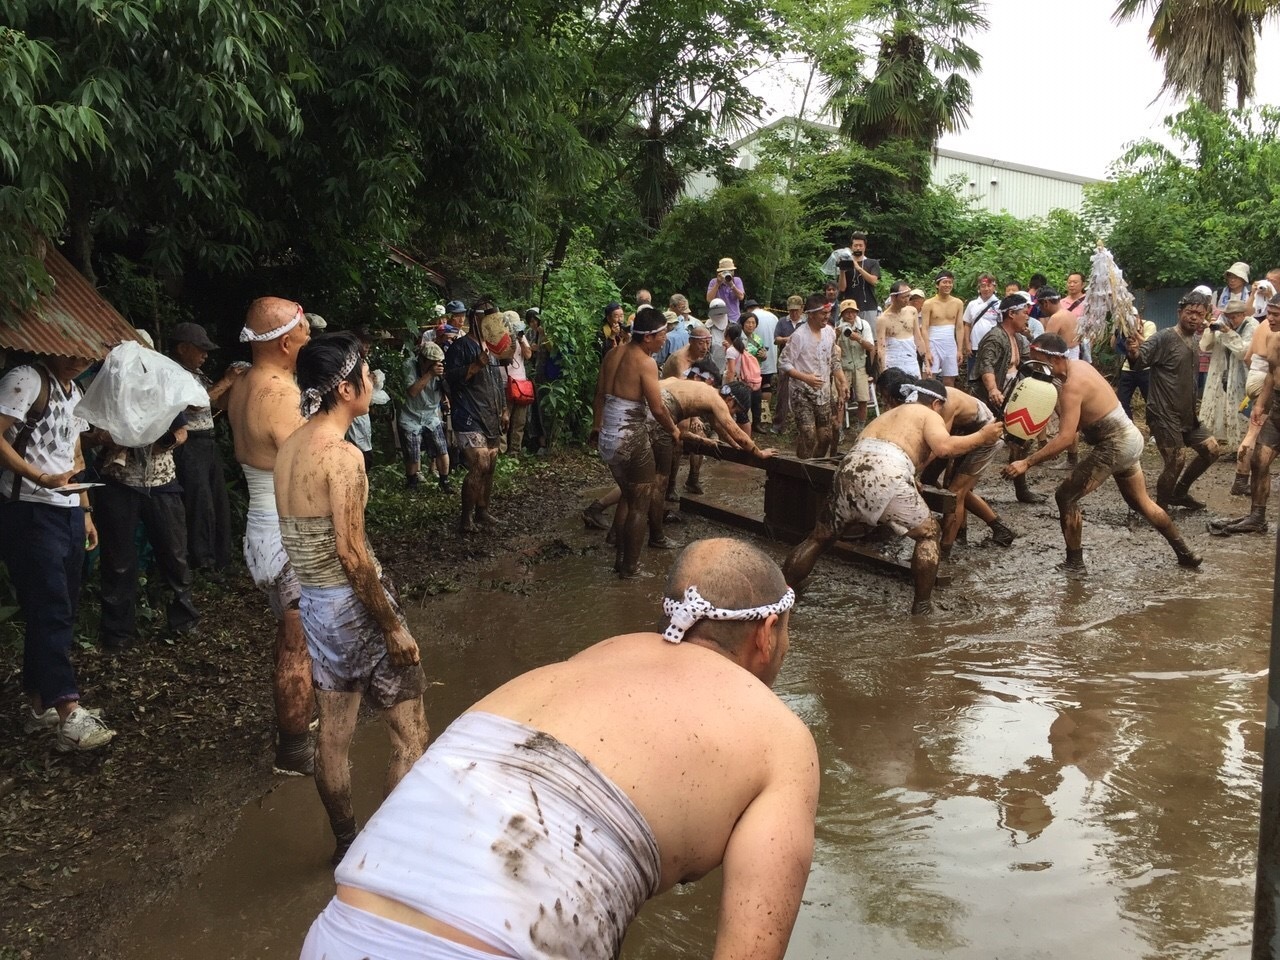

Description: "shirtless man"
783 378 1003 614
648 375 774 545
591 306 681 577
922 271 964 387
1231 313 1277 495
1038 287 1080 465
659 321 714 493
877 281 930 377
1003 334 1202 572
275 332 428 864
301 537 818 960
222 297 314 775
933 384 1017 558
1214 295 1280 534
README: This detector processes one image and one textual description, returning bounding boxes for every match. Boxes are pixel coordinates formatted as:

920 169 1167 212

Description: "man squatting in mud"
1002 334 1202 572
220 297 316 775
592 305 681 578
275 333 428 864
300 537 818 960
783 377 1003 614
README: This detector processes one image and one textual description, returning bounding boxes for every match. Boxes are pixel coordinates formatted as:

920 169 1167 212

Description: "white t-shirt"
0 365 85 507
751 309 780 375
964 296 1000 352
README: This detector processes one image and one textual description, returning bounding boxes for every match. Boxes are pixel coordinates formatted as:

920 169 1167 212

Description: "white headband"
240 306 303 343
901 384 945 404
1032 346 1070 358
300 347 361 419
662 585 796 644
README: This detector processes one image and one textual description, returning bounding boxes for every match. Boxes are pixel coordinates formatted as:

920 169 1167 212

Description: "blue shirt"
445 335 503 438
656 324 690 368
398 356 444 432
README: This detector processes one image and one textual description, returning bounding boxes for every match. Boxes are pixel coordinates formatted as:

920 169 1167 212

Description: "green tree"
943 210 1093 300
1113 0 1273 111
825 0 987 152
1083 102 1280 288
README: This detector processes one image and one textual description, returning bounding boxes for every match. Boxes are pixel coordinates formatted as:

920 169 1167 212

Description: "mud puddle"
119 457 1272 959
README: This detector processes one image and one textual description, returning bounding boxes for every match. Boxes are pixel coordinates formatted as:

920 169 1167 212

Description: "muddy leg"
904 517 941 614
474 446 498 519
315 690 361 863
1115 468 1202 565
795 425 817 460
276 609 313 737
941 474 974 556
619 482 653 577
783 523 836 587
1155 443 1186 508
460 446 484 531
1053 469 1102 571
1170 437 1217 509
381 697 428 797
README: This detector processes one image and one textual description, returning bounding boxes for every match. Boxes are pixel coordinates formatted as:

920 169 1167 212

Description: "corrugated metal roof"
0 242 143 360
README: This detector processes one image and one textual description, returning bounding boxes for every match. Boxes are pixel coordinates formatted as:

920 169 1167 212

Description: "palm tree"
824 0 988 150
1113 0 1276 111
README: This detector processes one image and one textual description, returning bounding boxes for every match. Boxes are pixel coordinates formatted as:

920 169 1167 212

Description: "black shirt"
842 257 881 312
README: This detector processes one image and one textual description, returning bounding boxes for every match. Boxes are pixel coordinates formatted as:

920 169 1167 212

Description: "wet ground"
117 451 1272 959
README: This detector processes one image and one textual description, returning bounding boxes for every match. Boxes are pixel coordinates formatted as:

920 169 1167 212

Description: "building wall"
932 153 1091 219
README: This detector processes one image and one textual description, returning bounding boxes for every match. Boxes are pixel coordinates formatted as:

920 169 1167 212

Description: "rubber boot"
273 730 314 777
1224 505 1268 534
1167 484 1207 511
1014 474 1045 505
989 518 1017 547
1170 537 1204 567
1230 473 1251 496
684 465 704 495
331 815 359 867
1169 455 1212 510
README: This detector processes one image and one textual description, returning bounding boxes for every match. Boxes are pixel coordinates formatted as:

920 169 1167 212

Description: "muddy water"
119 460 1272 959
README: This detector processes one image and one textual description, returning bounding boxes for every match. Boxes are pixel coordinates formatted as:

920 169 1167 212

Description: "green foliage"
944 210 1094 299
1084 102 1280 289
539 229 620 443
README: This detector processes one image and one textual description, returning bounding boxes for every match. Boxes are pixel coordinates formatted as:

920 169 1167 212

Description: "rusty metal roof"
0 243 143 360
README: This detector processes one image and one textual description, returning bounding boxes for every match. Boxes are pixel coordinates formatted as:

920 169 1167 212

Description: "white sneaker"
55 707 116 753
23 703 102 735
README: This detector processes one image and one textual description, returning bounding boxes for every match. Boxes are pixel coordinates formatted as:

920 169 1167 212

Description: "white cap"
708 298 728 316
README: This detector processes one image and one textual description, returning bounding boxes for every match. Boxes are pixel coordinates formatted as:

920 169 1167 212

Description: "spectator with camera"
837 300 875 433
835 232 881 336
706 257 746 325
399 339 452 493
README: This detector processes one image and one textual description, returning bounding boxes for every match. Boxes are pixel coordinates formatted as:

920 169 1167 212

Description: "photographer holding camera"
835 231 881 336
706 257 746 325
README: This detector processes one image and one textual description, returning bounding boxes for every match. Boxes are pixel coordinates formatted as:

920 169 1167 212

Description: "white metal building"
684 117 1100 219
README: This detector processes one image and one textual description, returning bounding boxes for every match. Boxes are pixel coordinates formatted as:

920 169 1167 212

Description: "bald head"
664 538 789 650
246 297 302 335
244 296 309 363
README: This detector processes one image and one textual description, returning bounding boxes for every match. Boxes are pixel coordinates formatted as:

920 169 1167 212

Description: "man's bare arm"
712 725 819 960
641 363 680 438
331 447 419 667
923 413 1002 459
0 413 75 489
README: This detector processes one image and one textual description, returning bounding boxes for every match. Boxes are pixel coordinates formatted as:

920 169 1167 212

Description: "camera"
721 271 733 282
841 326 854 339
1209 320 1225 331
838 257 854 270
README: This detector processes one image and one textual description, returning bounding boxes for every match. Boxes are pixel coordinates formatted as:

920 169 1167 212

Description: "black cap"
170 322 218 351
742 298 760 310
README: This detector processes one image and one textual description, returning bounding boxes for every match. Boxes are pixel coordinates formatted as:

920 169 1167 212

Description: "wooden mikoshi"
1002 360 1058 442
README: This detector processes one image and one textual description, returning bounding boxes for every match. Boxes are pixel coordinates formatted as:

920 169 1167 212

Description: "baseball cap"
708 298 729 318
170 322 218 351
908 289 926 300
787 295 804 310
445 300 466 315
304 313 327 331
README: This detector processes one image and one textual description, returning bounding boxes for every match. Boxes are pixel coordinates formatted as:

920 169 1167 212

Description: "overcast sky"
747 0 1280 180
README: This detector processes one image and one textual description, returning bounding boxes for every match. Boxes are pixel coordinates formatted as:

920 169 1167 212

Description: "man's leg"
1236 418 1263 495
1171 435 1218 510
1155 442 1186 509
648 435 676 548
459 445 485 532
275 599 315 772
1007 441 1045 504
96 483 142 651
401 424 422 487
618 481 653 577
782 521 837 587
904 517 942 615
381 697 428 797
794 394 819 459
1054 468 1106 572
475 441 500 524
584 485 620 530
1216 443 1278 533
1114 469 1203 564
1116 371 1139 420
140 491 200 635
315 690 362 863
684 418 706 494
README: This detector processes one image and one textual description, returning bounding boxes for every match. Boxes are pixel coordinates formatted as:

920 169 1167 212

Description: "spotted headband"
901 383 945 404
300 346 361 419
662 585 796 644
240 306 304 343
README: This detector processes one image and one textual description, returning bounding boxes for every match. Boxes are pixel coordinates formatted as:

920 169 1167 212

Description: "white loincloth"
928 326 959 377
827 437 929 535
301 898 498 960
883 337 921 377
241 464 298 617
598 394 653 466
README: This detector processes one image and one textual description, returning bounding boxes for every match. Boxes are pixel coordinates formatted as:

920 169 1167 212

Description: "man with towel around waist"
276 332 427 865
300 536 818 960
221 296 315 775
1003 334 1202 573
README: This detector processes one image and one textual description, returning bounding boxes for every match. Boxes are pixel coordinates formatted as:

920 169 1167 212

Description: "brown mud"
2 441 1275 959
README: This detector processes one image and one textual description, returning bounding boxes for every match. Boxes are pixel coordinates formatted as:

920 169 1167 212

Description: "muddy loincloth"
280 516 423 710
599 394 656 485
1071 406 1146 485
826 437 929 535
241 464 299 618
302 898 500 960
651 389 687 476
312 711 660 960
952 400 1004 477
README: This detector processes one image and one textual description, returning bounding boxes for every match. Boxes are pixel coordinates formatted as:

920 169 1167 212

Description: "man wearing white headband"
221 296 315 775
1004 334 1201 573
301 537 818 960
784 376 1003 614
